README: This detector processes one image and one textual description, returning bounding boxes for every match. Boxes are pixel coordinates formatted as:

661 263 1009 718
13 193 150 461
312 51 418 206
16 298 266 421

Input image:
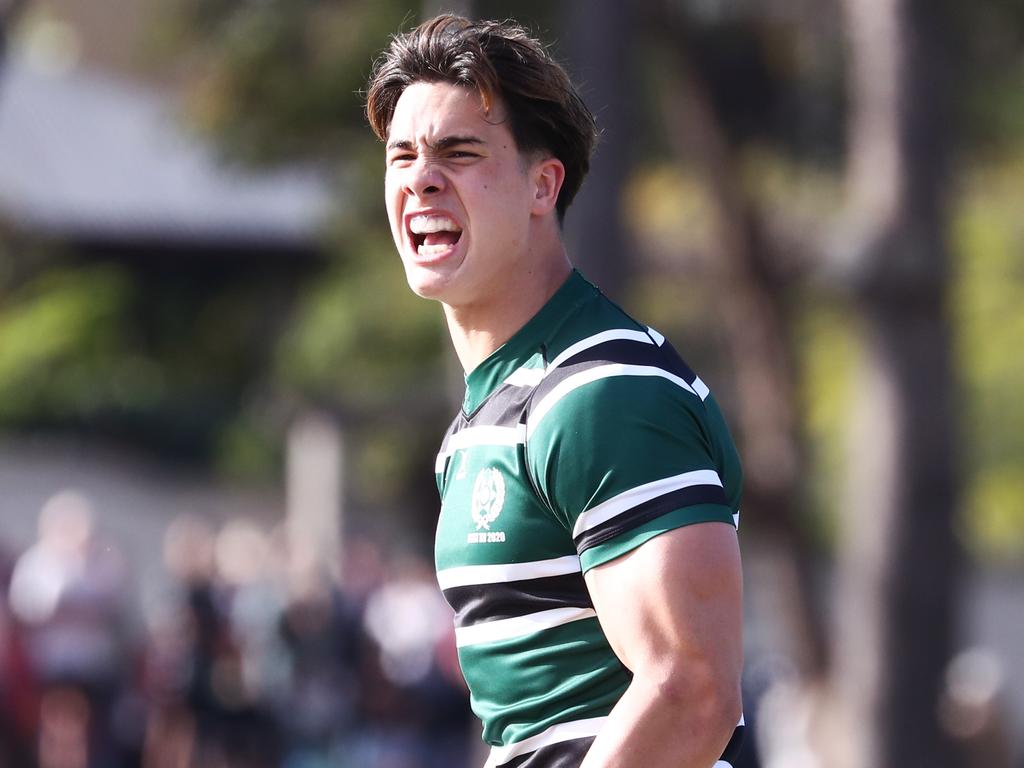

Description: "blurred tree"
954 166 1024 562
149 0 639 526
642 0 829 682
143 0 459 526
560 0 634 302
2 7 1021 749
0 250 315 463
830 0 961 765
634 1 1023 765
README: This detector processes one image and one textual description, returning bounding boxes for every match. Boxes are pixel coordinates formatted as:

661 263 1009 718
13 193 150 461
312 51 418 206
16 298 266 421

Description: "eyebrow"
386 135 486 151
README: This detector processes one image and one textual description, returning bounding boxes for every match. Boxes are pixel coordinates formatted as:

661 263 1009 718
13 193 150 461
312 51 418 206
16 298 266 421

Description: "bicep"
584 522 743 681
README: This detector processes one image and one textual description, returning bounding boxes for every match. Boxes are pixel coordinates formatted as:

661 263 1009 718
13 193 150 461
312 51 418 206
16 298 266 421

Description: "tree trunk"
561 0 633 301
645 0 829 682
832 0 962 765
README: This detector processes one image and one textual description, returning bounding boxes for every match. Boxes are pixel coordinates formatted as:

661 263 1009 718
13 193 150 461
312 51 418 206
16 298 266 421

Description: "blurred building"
0 48 329 261
0 34 331 584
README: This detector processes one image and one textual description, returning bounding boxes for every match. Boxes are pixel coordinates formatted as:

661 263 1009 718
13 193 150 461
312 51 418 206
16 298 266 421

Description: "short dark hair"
365 14 598 221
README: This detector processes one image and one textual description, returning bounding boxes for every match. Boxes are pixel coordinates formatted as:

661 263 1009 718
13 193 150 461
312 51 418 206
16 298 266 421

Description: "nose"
404 157 446 198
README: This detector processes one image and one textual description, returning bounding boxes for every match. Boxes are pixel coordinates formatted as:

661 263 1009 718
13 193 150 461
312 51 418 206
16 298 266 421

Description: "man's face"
384 81 539 307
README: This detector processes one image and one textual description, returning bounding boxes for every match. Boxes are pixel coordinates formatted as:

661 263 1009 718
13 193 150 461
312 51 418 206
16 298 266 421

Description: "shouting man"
366 14 745 768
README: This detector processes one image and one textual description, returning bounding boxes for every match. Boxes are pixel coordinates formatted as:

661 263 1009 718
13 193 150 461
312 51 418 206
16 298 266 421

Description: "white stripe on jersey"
572 469 724 539
527 363 699 439
437 554 582 590
454 606 596 648
504 366 546 387
435 424 526 473
483 716 608 768
545 328 655 372
507 328 682 391
691 374 710 401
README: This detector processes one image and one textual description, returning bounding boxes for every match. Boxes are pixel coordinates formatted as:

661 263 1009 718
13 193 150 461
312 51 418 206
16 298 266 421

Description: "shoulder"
527 318 713 443
523 317 728 507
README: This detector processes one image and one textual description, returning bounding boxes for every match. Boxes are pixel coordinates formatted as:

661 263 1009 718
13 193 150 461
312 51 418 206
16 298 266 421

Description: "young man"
366 15 744 768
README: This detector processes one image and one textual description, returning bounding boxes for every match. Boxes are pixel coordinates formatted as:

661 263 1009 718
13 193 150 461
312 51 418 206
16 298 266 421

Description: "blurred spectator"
7 490 135 767
3 506 477 768
146 512 282 768
0 543 38 768
940 648 1014 768
357 552 473 768
273 531 363 768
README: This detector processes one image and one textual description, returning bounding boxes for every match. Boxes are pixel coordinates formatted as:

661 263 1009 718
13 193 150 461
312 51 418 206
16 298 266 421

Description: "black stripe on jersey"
436 414 468 468
438 383 531 480
442 573 592 628
560 338 695 380
720 723 745 764
466 381 535 427
656 336 700 384
531 339 702 411
436 382 531 477
495 736 596 768
440 377 534 445
558 337 696 381
573 484 729 554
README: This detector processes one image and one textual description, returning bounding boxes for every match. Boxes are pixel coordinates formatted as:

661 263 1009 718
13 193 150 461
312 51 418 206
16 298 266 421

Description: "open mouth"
408 214 463 257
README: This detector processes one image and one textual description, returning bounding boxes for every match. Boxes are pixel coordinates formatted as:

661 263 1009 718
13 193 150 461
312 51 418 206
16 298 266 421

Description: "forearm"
579 667 740 768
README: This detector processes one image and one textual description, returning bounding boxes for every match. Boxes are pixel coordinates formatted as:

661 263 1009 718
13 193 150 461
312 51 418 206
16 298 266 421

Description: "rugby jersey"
434 270 744 767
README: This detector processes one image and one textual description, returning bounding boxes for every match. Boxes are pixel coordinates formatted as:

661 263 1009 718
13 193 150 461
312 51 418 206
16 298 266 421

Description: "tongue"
423 231 460 247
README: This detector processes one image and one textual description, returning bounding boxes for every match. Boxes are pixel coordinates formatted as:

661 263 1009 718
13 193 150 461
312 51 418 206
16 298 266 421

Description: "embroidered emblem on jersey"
468 468 506 543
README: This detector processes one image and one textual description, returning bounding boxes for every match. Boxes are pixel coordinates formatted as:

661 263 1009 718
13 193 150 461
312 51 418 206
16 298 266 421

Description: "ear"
530 156 565 217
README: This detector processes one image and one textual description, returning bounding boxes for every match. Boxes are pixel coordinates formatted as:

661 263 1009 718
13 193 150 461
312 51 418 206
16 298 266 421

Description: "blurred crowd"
0 491 475 768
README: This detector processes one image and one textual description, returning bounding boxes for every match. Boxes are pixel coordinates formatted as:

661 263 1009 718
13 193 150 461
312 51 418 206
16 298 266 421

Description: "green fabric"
526 375 739 533
432 269 742 752
462 271 594 414
458 618 630 745
580 506 737 572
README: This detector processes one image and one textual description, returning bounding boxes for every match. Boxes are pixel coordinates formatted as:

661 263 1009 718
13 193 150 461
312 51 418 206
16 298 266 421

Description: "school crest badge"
471 467 505 530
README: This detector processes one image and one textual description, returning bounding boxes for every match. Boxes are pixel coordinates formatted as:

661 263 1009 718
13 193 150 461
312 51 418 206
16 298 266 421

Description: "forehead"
387 81 510 144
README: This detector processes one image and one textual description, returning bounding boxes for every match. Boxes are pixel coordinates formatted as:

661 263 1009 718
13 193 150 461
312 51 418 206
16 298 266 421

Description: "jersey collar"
462 270 596 415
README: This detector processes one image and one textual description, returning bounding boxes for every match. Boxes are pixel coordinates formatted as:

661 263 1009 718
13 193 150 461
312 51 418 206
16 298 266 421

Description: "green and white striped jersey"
434 270 744 768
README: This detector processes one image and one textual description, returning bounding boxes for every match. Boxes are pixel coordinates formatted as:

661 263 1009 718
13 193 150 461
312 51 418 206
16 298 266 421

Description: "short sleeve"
525 371 739 572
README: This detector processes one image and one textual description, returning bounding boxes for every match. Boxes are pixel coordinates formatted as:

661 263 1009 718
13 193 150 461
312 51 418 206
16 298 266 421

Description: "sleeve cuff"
579 503 737 572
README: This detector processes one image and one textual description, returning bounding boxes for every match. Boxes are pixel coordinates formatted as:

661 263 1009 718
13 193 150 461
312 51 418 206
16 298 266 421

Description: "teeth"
418 243 454 256
409 214 461 234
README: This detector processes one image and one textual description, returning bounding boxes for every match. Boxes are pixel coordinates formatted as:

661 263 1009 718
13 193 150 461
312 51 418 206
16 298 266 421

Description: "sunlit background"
0 1 1022 767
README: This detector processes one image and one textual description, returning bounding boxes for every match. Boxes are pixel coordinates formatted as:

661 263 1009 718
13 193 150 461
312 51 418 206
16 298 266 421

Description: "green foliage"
214 405 284 483
275 236 445 408
163 0 414 167
954 160 1024 560
130 1 452 490
795 299 857 546
0 264 143 419
6 0 1020 544
0 249 312 464
953 0 1024 155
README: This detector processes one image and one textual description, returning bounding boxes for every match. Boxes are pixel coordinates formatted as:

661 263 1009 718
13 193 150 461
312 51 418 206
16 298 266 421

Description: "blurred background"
0 0 1022 766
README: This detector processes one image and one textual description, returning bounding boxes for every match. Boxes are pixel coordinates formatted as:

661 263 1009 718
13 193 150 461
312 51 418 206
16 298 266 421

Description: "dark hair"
365 14 597 221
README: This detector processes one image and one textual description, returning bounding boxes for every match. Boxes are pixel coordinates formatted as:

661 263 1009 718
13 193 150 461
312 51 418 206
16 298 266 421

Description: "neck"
444 245 572 373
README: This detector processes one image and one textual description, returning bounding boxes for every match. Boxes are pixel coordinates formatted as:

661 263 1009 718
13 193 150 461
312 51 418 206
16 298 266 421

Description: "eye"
388 152 415 166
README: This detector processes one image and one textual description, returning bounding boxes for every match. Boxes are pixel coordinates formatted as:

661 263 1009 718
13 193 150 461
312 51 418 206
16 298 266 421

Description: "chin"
403 263 453 302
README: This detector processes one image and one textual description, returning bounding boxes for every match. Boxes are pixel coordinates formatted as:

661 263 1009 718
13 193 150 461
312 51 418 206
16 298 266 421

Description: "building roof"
0 54 332 248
